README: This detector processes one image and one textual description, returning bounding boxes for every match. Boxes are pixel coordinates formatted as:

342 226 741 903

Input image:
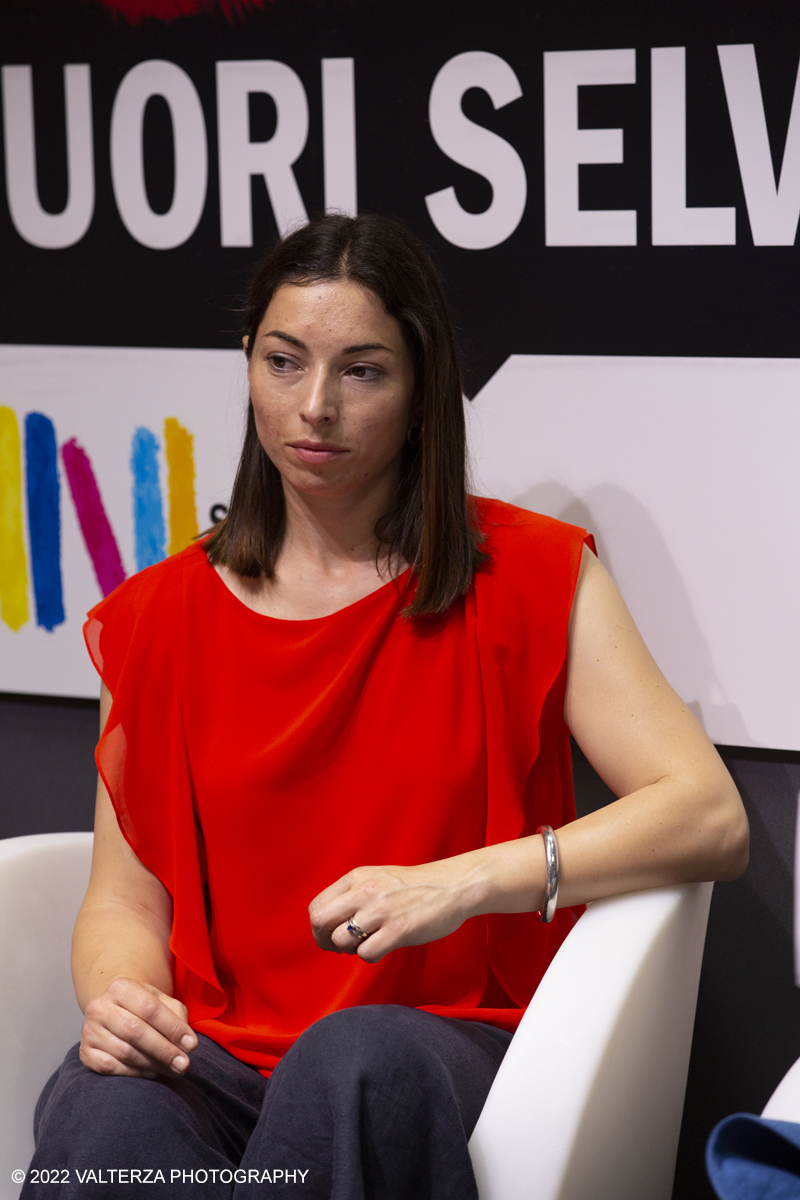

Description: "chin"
285 470 360 499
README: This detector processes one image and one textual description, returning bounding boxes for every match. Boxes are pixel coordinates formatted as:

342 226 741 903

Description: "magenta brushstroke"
62 439 127 597
93 0 270 25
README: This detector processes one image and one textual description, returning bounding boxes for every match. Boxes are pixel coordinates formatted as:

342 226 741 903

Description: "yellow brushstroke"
164 417 198 555
0 406 29 630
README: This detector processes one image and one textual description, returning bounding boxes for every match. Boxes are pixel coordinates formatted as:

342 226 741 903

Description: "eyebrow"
263 330 306 349
262 331 392 356
342 342 392 355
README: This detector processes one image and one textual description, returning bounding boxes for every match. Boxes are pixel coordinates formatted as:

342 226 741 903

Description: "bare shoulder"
567 543 644 659
565 545 733 801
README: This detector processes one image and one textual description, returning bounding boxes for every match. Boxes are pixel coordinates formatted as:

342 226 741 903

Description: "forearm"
72 900 174 1012
460 767 748 918
309 764 748 964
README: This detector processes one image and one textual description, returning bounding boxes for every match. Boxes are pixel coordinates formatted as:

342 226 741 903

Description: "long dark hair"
204 213 486 616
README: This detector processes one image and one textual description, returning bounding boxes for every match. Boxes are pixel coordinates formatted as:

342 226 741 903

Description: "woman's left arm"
555 544 749 902
309 546 749 962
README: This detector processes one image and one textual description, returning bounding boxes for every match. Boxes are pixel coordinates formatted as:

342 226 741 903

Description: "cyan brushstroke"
24 412 65 631
130 427 166 571
62 438 126 598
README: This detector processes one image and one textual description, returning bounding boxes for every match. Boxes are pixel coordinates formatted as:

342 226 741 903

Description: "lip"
287 440 349 464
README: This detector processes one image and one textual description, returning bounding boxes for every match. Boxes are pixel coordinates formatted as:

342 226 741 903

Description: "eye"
267 353 296 372
347 364 382 381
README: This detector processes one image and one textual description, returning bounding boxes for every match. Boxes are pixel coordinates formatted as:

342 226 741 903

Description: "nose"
300 365 338 427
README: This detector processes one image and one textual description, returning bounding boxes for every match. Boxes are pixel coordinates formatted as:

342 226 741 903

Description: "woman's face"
247 280 415 503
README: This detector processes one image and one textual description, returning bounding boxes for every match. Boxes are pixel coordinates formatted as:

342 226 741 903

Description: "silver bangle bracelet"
536 824 559 924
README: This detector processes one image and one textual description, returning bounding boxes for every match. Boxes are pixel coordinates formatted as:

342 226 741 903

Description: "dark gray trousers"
24 1005 511 1199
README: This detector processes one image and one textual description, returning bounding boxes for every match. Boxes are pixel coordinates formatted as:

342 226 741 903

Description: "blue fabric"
23 1005 511 1199
707 1113 800 1199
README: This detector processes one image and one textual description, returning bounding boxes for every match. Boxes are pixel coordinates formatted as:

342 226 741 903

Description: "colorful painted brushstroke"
25 413 65 631
0 407 30 630
131 427 166 571
164 417 199 555
0 409 200 632
62 439 127 598
92 0 267 26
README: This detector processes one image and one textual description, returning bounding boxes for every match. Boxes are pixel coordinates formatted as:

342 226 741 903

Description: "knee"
36 1048 179 1149
288 1005 432 1089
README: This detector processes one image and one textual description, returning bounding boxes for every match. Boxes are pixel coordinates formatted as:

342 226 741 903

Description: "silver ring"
346 917 370 941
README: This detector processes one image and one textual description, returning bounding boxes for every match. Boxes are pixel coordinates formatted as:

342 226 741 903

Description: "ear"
242 335 249 352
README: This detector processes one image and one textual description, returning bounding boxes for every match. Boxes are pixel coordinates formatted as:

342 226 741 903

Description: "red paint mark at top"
92 0 268 25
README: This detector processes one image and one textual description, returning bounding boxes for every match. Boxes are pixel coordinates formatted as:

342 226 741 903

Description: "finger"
308 866 387 929
82 1003 192 1074
81 1051 157 1078
309 896 362 949
310 878 389 944
80 1026 168 1077
354 922 404 964
79 1034 159 1078
105 979 197 1052
81 1019 185 1079
159 994 191 1027
84 988 194 1075
308 874 353 916
91 1005 193 1075
309 882 361 944
329 915 377 954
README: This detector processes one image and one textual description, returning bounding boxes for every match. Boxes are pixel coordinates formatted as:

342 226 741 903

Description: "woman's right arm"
71 682 197 1078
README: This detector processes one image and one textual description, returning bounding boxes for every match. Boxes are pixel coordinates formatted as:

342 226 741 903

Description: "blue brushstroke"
130 427 166 572
24 413 65 631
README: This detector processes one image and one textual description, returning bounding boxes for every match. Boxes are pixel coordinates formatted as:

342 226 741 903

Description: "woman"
25 214 748 1199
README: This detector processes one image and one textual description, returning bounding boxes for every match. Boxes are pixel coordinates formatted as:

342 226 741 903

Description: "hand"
308 859 478 964
79 977 198 1078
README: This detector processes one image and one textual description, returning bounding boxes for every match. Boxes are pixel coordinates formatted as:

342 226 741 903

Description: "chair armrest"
762 1057 800 1121
469 882 713 1200
0 833 94 1200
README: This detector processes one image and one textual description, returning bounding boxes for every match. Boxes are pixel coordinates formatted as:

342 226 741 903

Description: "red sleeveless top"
85 498 591 1076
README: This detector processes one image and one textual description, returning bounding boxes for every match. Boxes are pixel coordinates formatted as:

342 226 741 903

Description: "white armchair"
761 1057 800 1122
469 879 712 1200
0 833 93 1200
0 833 712 1200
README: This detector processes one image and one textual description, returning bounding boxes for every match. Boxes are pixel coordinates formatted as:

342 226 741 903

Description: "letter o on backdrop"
425 50 527 250
111 60 207 249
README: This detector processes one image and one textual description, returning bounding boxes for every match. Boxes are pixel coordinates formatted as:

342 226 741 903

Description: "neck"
280 467 401 577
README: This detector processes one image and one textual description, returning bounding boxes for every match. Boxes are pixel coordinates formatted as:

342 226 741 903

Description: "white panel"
467 355 800 751
5 347 798 750
0 345 246 699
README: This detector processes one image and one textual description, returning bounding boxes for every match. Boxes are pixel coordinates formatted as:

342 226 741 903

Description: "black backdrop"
3 0 800 389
